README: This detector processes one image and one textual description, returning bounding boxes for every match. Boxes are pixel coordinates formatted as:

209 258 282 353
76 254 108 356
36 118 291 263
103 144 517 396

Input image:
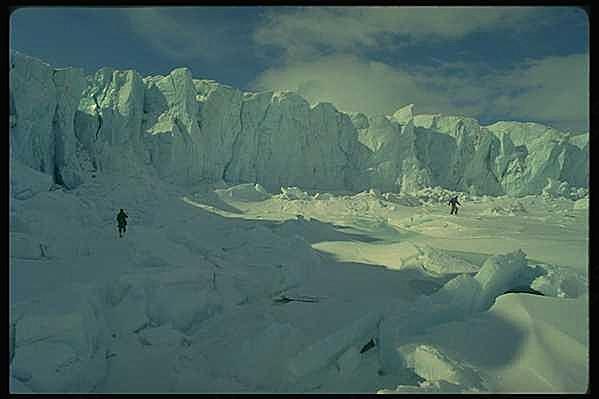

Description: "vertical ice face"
9 51 90 189
141 68 205 184
353 110 435 194
10 51 59 178
51 68 88 188
9 52 589 196
195 89 363 192
485 122 589 196
76 67 146 177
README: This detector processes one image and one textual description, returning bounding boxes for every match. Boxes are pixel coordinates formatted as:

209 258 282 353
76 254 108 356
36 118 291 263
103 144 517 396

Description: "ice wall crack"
92 94 103 141
222 99 245 182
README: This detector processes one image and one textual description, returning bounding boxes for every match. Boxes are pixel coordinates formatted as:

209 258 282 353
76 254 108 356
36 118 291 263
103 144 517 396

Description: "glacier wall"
9 51 588 196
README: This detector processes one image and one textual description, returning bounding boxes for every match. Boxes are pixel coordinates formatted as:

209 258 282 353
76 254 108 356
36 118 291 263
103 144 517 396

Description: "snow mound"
430 274 481 315
215 183 270 202
431 249 530 314
10 233 49 260
288 312 381 379
473 249 529 310
10 159 54 200
137 324 186 347
142 275 223 333
383 192 423 207
94 268 226 337
398 344 483 388
378 379 480 394
409 187 468 204
542 178 587 201
102 281 149 335
11 299 110 392
412 245 480 275
313 192 336 200
280 186 311 200
406 293 589 393
380 265 587 393
341 191 389 215
530 263 587 298
573 196 589 210
234 321 305 388
481 200 527 216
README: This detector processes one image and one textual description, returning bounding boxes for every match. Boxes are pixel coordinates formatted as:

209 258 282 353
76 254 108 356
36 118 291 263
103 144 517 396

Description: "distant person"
448 196 461 215
117 209 128 237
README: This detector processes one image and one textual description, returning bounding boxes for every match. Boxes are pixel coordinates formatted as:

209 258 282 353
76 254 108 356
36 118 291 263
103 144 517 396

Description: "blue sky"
10 6 589 131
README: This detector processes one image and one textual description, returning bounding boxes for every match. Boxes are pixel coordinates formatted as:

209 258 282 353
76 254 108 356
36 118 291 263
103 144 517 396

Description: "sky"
9 6 589 132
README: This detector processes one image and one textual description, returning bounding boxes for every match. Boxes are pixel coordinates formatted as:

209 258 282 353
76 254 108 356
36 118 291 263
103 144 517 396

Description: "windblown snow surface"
9 52 589 393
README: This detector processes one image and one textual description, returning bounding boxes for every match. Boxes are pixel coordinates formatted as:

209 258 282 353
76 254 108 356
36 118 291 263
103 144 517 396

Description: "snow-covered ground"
10 175 588 393
9 49 589 393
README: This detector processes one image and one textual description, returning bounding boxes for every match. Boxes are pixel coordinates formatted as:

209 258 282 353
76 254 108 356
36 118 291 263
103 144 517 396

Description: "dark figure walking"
448 196 461 215
117 209 128 237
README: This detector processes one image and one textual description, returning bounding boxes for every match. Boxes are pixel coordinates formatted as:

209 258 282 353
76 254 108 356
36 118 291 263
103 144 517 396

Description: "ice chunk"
288 312 381 379
215 183 271 202
431 274 481 315
106 293 149 335
473 249 528 311
481 199 527 216
414 245 480 276
391 104 415 124
10 233 48 260
143 278 222 333
10 159 53 200
542 177 570 199
12 303 109 392
573 196 588 210
280 186 311 200
235 321 304 387
138 324 186 347
398 344 482 387
530 263 587 298
429 249 532 315
378 379 480 394
313 192 335 200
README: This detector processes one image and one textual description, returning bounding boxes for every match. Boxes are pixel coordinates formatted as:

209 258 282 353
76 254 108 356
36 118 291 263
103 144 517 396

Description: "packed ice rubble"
10 50 588 197
10 175 320 392
375 248 587 393
573 196 589 210
529 262 587 298
542 177 588 201
9 179 587 393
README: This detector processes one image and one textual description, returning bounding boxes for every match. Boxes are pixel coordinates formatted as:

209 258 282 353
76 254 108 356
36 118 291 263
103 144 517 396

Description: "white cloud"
251 53 589 131
491 54 589 130
120 7 588 131
251 54 449 116
254 7 547 61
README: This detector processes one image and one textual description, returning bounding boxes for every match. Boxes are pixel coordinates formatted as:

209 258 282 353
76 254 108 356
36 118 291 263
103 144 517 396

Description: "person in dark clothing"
448 196 461 215
116 209 128 237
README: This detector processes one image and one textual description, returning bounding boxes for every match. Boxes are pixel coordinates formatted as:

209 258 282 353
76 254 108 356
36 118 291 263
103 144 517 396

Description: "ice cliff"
9 51 588 196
